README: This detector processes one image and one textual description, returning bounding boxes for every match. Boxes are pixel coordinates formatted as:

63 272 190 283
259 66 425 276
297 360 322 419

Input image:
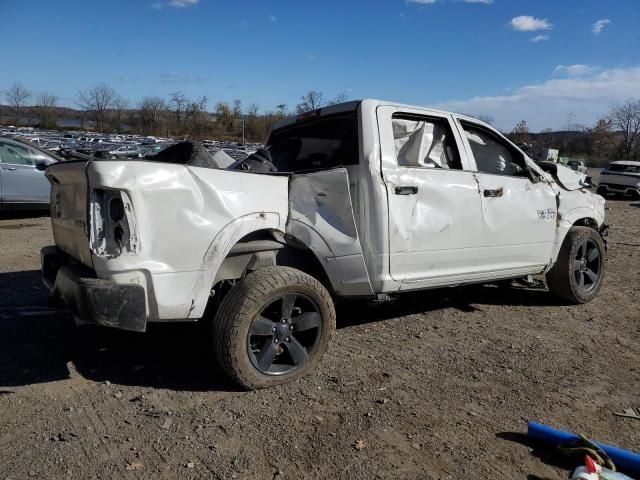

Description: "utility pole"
242 114 245 145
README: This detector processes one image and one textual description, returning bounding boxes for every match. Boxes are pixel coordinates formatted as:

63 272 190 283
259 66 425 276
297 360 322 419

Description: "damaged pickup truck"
42 99 607 389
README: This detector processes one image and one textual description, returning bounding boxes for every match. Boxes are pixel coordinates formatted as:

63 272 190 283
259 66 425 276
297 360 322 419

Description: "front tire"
212 266 336 390
546 226 606 304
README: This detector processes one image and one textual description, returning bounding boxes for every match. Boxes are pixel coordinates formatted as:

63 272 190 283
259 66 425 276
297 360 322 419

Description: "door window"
460 122 526 177
0 142 37 166
392 115 462 169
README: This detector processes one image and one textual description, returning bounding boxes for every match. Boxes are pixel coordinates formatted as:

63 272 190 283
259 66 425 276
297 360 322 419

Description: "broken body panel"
42 99 606 332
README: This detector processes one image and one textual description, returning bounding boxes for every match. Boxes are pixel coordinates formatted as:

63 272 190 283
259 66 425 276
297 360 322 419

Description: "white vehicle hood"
551 164 591 191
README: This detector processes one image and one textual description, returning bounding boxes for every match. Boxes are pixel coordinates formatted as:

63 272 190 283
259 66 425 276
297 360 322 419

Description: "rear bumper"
41 246 147 332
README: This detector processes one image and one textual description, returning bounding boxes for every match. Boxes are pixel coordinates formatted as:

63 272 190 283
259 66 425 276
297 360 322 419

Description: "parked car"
0 137 59 211
566 159 588 174
41 99 607 389
106 145 144 159
140 144 170 157
596 161 640 199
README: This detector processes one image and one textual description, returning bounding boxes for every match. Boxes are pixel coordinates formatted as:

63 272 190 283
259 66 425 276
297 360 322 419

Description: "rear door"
288 168 373 297
0 141 52 204
377 105 485 286
455 119 557 272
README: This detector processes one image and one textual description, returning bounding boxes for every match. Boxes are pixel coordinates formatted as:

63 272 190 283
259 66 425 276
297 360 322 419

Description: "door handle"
395 186 418 195
483 187 504 198
2 166 17 171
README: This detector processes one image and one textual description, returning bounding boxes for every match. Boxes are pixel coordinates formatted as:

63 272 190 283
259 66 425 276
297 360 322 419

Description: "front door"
455 119 557 273
377 106 485 287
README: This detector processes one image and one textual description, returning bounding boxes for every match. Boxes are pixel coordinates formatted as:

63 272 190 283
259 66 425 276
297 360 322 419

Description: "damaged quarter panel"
86 161 288 320
287 168 373 297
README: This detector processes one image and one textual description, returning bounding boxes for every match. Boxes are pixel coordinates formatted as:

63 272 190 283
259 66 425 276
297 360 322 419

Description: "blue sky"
1 0 638 130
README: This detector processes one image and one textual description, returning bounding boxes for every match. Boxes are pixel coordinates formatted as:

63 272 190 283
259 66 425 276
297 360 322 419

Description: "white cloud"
168 0 198 6
152 0 198 8
530 35 549 43
434 66 640 131
407 0 494 4
592 19 611 35
554 64 599 77
269 15 277 22
509 15 553 31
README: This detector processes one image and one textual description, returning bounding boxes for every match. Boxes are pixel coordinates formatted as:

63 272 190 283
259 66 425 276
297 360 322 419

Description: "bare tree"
296 91 324 113
76 83 116 132
275 104 287 119
232 99 243 129
137 96 167 136
245 103 261 141
169 91 188 133
327 92 349 106
608 99 640 160
186 96 209 139
214 101 232 136
511 120 530 144
36 91 58 129
4 83 32 126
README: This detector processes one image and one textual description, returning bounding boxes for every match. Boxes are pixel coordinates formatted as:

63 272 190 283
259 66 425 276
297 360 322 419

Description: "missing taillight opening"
109 196 125 222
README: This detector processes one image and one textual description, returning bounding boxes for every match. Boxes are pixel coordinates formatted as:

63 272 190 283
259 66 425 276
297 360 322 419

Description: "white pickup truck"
42 99 608 389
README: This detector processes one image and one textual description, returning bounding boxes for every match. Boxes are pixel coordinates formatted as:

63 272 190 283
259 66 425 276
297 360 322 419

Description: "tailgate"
46 161 93 267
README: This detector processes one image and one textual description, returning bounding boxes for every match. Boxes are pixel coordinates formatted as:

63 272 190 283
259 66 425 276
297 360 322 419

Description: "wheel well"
212 229 333 293
572 217 598 230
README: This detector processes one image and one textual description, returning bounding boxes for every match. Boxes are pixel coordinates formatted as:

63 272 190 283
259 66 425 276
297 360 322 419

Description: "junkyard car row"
0 126 261 211
40 99 609 389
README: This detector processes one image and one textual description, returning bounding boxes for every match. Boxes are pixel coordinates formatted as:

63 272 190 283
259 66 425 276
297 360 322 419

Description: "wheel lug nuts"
289 325 294 330
274 338 279 344
285 337 290 342
280 319 286 324
272 327 276 332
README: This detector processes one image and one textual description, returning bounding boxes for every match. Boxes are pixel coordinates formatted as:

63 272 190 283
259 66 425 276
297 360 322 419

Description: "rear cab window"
266 113 359 173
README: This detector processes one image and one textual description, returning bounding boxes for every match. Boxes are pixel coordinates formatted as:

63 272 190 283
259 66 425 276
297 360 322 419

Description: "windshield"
607 163 640 173
266 113 358 173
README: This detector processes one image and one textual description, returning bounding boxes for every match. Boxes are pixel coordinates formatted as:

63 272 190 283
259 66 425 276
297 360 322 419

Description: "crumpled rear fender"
189 212 284 318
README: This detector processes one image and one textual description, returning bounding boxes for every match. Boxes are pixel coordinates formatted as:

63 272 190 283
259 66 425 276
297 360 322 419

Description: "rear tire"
596 186 607 198
212 266 335 390
546 226 605 304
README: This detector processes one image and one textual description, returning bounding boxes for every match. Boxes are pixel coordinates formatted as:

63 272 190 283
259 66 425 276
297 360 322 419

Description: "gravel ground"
0 198 639 480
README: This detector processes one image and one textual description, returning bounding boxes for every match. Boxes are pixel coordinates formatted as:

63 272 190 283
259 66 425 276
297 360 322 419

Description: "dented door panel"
288 168 374 297
376 105 485 286
473 174 557 271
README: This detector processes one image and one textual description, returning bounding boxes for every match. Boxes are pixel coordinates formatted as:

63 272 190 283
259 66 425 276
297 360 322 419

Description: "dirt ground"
1 198 639 480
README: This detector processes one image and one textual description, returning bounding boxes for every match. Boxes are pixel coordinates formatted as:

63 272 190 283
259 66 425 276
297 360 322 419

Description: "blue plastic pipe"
527 421 640 476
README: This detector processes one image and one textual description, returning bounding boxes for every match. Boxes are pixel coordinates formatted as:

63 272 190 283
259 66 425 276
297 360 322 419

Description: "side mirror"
35 159 47 171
